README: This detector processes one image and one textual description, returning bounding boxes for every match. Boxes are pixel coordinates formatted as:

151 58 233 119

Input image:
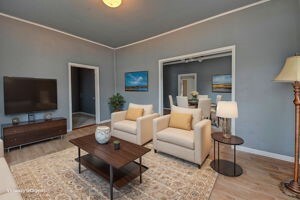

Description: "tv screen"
4 76 57 114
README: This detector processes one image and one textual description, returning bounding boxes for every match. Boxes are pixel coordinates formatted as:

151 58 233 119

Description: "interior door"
182 80 188 96
79 68 95 115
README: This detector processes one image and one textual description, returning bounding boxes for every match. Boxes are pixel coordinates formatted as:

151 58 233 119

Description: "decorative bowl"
95 126 111 144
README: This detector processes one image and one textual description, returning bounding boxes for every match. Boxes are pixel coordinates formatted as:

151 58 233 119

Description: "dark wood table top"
212 132 244 145
188 99 217 108
188 99 198 103
69 134 150 169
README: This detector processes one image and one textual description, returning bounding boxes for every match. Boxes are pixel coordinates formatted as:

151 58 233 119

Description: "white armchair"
153 110 211 168
111 104 159 145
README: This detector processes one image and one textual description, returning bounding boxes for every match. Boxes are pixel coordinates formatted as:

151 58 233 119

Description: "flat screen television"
4 76 57 115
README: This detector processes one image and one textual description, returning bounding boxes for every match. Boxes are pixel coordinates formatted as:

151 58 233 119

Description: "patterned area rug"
10 144 217 200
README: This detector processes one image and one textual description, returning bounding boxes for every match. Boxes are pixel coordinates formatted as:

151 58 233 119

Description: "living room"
0 0 299 199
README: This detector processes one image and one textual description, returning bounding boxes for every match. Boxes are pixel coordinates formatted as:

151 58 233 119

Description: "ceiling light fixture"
103 0 122 8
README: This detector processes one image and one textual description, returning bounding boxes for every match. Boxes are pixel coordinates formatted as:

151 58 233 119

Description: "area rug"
10 144 217 200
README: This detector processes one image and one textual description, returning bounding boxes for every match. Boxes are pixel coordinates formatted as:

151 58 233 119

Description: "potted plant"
108 93 126 112
190 91 199 101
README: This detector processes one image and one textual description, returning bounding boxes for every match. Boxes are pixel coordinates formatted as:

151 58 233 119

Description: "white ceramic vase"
95 126 111 144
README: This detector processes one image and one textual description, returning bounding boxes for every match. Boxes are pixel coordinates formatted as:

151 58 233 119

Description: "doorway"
178 73 197 98
68 63 100 130
159 45 236 134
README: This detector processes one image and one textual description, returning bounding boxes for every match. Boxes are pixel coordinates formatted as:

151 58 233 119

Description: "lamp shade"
274 56 300 82
103 0 122 8
216 101 238 118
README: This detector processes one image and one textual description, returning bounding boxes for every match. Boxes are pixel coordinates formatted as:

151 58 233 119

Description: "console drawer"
2 118 67 149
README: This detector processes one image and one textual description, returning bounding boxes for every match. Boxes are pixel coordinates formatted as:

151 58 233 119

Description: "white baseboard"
67 119 111 132
237 146 294 163
99 119 111 124
69 118 295 163
72 112 96 117
66 127 293 163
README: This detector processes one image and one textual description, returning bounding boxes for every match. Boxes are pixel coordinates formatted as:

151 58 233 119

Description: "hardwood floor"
210 145 294 200
4 124 294 200
72 113 96 129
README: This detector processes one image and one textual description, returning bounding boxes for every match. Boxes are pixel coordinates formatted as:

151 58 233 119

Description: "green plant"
108 93 126 112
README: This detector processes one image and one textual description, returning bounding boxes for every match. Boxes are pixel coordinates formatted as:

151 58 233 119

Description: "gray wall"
71 68 95 115
163 56 232 108
0 16 115 130
116 0 300 156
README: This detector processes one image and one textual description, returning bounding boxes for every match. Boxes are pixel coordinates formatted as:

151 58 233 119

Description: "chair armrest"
137 113 160 125
153 115 170 149
111 110 127 128
194 119 212 165
0 139 4 157
136 113 160 145
153 115 170 134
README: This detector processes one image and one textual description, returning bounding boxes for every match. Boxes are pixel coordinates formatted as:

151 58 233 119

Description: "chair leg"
198 154 209 169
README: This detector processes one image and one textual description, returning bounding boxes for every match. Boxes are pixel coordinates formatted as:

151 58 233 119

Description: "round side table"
210 132 244 177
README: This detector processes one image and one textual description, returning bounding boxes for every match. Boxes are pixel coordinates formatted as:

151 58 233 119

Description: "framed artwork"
125 71 148 92
212 74 232 93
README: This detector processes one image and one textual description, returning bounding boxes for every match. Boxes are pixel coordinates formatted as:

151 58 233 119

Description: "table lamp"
216 101 238 139
275 55 300 195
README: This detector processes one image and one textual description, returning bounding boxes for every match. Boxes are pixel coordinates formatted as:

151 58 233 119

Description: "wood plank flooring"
72 113 96 129
4 124 295 200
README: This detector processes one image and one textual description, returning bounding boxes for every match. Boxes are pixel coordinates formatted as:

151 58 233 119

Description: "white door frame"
158 45 236 134
177 73 197 96
68 62 100 131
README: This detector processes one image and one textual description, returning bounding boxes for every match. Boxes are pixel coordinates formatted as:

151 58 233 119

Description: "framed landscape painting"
212 74 232 93
125 71 148 92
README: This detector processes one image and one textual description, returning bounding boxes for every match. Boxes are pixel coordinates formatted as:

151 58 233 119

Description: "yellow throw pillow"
171 105 201 130
125 108 144 121
169 112 193 131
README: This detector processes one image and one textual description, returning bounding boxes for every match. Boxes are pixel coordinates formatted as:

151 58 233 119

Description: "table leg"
213 140 216 167
217 142 220 171
110 165 113 200
78 147 81 174
139 157 142 183
234 145 236 176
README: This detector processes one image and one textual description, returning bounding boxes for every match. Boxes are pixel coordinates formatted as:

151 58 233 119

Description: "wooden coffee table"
69 134 150 200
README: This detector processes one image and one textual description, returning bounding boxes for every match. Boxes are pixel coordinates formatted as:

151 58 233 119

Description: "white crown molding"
0 12 114 50
116 0 271 49
0 0 271 50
